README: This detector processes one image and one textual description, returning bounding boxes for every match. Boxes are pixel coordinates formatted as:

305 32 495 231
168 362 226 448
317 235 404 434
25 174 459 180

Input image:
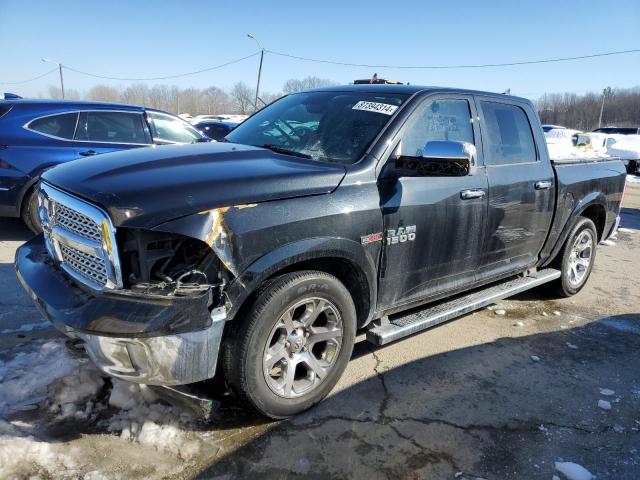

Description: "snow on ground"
0 320 51 334
0 340 206 478
0 340 99 414
628 175 640 184
554 461 595 480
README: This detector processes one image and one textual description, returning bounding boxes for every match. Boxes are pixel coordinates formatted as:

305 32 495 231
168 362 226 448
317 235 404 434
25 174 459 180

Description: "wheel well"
580 204 606 241
280 258 371 328
232 257 372 329
18 179 39 214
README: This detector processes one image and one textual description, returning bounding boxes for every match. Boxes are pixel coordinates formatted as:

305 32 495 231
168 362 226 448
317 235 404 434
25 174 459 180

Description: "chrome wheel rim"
567 230 593 287
262 297 343 398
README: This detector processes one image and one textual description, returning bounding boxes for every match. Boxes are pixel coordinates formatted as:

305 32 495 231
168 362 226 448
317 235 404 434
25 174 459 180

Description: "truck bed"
540 157 626 265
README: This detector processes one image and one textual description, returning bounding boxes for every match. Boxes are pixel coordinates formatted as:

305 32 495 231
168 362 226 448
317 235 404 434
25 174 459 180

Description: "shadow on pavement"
0 218 33 242
193 314 640 480
620 207 640 231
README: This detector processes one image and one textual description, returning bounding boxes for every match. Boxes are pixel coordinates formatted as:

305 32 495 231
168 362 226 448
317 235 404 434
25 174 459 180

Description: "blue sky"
1 0 639 100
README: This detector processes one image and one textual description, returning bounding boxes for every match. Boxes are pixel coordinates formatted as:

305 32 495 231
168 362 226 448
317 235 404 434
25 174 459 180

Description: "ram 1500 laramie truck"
16 85 626 418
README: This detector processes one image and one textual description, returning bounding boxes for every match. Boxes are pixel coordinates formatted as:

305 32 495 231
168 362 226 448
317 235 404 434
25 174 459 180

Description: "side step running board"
367 268 561 346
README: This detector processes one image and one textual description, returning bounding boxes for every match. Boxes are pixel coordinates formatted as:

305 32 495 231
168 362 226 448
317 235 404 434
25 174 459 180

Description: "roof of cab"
305 83 532 104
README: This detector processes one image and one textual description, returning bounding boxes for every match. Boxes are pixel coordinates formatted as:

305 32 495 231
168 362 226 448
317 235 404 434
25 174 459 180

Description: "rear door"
73 110 151 157
477 97 555 277
378 94 489 308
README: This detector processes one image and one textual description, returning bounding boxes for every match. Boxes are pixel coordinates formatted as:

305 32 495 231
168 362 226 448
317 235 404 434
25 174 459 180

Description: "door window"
28 112 78 140
480 102 537 165
75 111 148 144
401 98 474 157
147 112 202 143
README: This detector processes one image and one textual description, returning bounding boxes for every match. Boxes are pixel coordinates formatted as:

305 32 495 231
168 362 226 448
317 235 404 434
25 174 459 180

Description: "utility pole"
598 86 612 128
247 34 264 112
42 58 65 99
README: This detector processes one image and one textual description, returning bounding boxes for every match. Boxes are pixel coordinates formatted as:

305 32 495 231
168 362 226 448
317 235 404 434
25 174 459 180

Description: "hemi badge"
361 232 383 245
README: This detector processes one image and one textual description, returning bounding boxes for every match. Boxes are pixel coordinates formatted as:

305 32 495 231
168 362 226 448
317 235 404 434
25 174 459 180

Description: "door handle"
535 180 552 190
460 189 486 200
79 150 97 157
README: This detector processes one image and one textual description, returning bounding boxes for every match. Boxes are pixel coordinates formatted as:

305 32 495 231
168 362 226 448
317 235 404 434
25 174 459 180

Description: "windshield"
226 91 409 164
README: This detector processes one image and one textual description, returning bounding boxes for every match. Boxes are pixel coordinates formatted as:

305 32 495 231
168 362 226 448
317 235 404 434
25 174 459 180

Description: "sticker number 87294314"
352 101 399 115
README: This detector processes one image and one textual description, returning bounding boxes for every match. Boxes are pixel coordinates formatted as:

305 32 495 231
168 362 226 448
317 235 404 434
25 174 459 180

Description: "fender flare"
224 236 379 324
15 164 58 215
542 192 608 267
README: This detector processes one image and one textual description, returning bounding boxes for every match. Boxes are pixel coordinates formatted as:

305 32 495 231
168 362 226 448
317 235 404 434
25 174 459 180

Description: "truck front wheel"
223 271 356 418
554 217 597 297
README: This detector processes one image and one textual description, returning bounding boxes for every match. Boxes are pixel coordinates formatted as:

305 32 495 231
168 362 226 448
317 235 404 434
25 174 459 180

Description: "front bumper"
15 235 226 385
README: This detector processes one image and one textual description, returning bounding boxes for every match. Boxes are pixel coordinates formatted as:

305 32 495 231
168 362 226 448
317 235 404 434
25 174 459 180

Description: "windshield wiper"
260 144 312 159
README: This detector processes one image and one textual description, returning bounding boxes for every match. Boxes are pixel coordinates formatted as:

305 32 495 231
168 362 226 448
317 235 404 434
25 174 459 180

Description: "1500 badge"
386 225 416 245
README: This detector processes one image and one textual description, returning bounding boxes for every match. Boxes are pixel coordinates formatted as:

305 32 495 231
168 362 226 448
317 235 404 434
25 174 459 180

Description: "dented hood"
42 142 346 228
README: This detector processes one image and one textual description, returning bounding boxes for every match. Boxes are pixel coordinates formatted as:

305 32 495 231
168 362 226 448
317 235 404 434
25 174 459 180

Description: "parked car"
190 114 248 124
0 94 207 232
193 120 239 141
592 126 640 135
542 124 567 132
16 85 626 419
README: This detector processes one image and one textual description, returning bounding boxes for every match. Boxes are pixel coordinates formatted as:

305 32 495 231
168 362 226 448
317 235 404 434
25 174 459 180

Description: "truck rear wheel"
554 217 597 297
223 271 356 418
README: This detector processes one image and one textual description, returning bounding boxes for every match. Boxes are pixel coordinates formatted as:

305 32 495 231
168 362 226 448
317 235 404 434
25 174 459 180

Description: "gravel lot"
1 182 639 480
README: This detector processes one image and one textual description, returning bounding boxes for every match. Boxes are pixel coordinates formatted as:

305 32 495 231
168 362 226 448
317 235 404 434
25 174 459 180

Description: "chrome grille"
54 202 102 241
39 182 122 291
59 243 108 286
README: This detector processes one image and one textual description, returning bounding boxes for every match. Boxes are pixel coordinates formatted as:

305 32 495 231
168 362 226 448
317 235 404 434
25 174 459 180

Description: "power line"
0 67 59 85
266 48 640 70
3 47 638 87
61 52 260 81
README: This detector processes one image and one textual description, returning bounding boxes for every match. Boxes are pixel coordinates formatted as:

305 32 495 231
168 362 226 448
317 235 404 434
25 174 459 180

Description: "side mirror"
394 141 477 177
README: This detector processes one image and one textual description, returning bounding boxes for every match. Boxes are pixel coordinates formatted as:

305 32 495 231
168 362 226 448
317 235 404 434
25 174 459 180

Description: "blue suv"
0 94 206 232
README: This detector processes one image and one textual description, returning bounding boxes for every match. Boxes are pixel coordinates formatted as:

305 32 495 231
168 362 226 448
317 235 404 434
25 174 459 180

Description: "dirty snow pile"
0 340 103 415
105 379 203 460
0 341 105 477
606 134 640 160
544 128 608 161
0 340 204 478
554 461 594 480
544 128 580 144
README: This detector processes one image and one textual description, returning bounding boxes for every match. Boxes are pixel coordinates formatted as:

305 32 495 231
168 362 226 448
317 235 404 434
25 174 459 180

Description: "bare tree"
86 85 121 103
46 85 80 100
259 91 283 107
283 76 337 94
231 82 255 114
40 79 335 115
536 86 640 131
202 86 232 114
120 83 150 106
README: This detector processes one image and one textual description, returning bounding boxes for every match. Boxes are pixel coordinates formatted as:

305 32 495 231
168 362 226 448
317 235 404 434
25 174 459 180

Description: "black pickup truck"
16 85 626 418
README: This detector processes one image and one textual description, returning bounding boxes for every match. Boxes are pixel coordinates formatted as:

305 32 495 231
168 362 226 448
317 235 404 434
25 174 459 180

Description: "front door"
476 98 555 277
378 95 489 309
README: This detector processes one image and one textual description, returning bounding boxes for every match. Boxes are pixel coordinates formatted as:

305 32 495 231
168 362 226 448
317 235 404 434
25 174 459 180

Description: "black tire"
553 217 597 297
625 160 637 175
21 186 42 235
223 271 357 419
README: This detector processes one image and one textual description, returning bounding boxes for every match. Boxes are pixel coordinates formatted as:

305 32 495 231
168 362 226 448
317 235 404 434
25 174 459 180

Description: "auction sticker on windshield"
352 101 399 115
